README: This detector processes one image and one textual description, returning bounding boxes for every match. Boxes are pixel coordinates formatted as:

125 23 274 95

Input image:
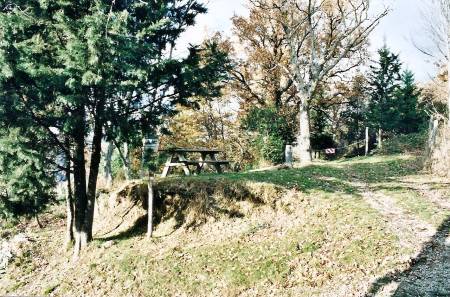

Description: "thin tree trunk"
378 128 383 149
123 142 131 180
72 106 88 258
112 138 131 180
147 174 154 238
447 48 450 126
85 98 105 242
35 214 43 228
65 168 74 247
365 127 369 156
104 141 114 188
295 96 312 163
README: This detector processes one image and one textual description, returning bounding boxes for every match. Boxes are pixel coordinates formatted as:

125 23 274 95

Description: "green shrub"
241 107 296 165
260 135 285 164
377 132 427 155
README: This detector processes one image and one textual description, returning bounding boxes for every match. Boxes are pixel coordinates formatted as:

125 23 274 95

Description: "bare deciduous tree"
262 0 388 162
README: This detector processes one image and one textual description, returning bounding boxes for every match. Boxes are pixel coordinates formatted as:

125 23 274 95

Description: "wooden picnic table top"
158 147 222 153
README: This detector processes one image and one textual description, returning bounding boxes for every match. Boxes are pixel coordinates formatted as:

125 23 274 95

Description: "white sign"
325 148 336 155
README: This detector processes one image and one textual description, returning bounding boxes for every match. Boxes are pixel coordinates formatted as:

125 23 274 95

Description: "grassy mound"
93 178 284 240
1 154 449 297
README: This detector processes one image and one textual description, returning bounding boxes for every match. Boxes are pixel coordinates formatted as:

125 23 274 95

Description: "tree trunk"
294 96 312 163
65 168 74 248
72 106 88 258
123 142 131 180
112 138 131 180
378 128 383 149
35 213 43 228
104 141 114 188
365 127 369 156
447 49 450 126
147 174 154 238
85 98 105 242
427 116 440 156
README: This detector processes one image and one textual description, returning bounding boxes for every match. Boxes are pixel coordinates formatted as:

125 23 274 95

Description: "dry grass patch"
2 154 447 297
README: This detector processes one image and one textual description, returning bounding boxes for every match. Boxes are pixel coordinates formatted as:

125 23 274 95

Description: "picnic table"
159 147 230 177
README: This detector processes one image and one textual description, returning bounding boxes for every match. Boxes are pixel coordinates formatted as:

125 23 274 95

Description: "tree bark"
65 168 74 248
294 96 312 163
378 128 383 149
147 174 154 238
104 141 114 188
123 142 131 180
35 214 43 228
447 46 450 126
72 105 88 258
365 127 369 156
85 98 105 242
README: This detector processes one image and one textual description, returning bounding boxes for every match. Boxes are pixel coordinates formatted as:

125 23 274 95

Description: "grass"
1 154 449 296
380 187 450 227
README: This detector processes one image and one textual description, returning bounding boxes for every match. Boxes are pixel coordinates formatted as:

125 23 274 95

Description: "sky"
177 0 438 82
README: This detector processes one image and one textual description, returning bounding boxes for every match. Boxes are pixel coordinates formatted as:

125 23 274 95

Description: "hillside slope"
1 155 449 297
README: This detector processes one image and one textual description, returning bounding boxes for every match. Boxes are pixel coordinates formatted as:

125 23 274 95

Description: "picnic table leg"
177 153 191 176
208 153 223 174
198 152 208 173
161 155 173 178
195 164 202 175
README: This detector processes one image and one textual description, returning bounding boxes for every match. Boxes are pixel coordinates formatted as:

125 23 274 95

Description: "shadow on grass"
222 156 420 195
99 156 421 242
365 216 450 297
100 215 148 241
99 181 251 242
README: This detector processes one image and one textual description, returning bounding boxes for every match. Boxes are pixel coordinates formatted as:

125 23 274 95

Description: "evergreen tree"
0 129 55 222
343 75 368 144
394 70 426 134
0 0 229 255
367 46 402 133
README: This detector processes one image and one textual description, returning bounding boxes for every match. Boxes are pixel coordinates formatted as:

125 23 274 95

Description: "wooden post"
365 127 369 156
147 172 154 238
142 136 159 238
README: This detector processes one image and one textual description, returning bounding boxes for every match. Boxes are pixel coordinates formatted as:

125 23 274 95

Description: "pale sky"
178 0 438 82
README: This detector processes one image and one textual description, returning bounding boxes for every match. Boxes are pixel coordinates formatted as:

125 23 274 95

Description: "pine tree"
394 70 426 134
0 0 229 255
367 46 402 138
341 75 369 145
0 129 55 222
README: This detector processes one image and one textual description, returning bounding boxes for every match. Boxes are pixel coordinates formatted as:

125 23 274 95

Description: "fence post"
365 127 369 156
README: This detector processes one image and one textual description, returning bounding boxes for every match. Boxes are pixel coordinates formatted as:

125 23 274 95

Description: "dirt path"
351 179 450 297
352 181 436 251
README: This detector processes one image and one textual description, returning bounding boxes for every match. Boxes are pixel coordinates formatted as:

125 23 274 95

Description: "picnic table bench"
159 147 230 177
